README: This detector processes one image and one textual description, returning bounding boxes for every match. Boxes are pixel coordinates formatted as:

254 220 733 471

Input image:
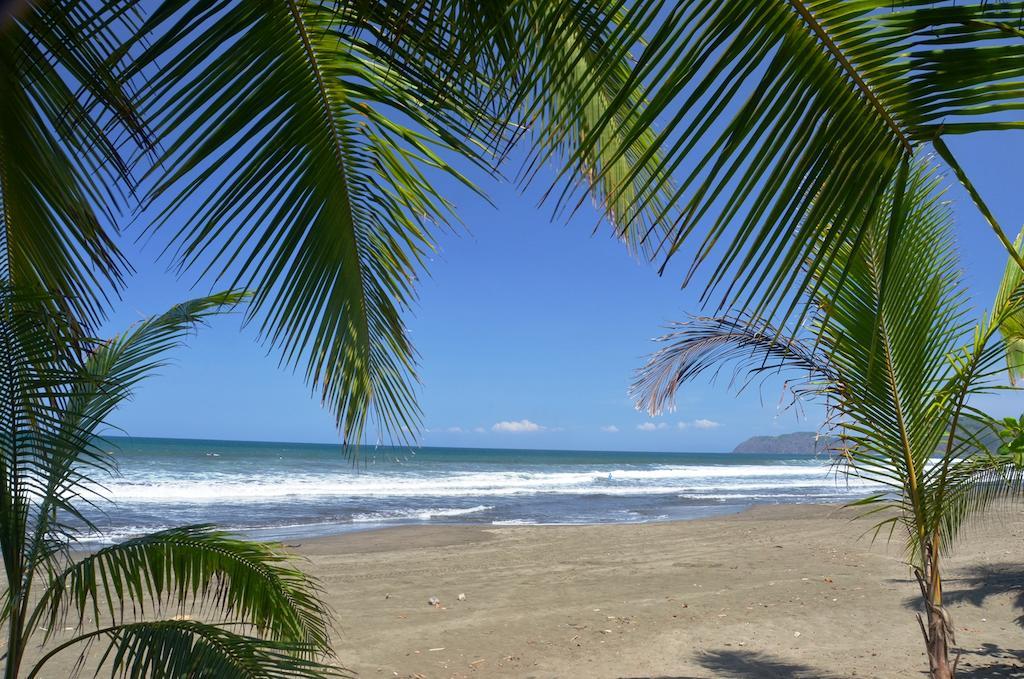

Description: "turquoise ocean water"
76 437 874 544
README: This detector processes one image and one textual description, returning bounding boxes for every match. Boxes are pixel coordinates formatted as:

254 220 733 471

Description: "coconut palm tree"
6 0 1023 447
0 287 341 678
631 161 1024 679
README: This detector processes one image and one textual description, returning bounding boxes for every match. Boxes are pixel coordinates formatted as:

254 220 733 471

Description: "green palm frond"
509 0 672 254
817 163 967 495
994 227 1024 383
35 526 332 652
26 291 249 552
0 284 83 600
0 283 103 676
0 0 142 325
26 620 349 679
121 0 501 445
559 0 1024 323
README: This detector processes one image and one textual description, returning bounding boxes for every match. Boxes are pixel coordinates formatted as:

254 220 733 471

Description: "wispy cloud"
473 427 486 434
637 422 668 431
492 419 544 433
676 418 721 430
446 426 464 433
600 425 620 433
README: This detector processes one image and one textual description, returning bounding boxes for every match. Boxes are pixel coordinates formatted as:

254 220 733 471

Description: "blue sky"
101 130 1024 452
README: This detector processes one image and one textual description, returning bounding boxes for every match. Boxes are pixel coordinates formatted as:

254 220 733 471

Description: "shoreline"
245 499 759 545
287 500 803 551
76 500 790 547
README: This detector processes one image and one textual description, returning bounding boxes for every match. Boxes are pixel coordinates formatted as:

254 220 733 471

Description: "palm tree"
7 0 1022 447
631 162 1024 679
0 287 341 678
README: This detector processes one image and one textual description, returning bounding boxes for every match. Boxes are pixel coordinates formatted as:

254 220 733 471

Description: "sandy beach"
298 504 1024 678
29 503 1024 678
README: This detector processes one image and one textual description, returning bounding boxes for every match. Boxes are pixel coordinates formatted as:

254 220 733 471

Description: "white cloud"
674 418 721 430
473 427 486 433
600 425 620 433
492 419 544 433
637 422 668 431
446 426 464 433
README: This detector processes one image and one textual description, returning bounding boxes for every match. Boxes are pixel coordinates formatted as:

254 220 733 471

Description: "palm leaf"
25 291 249 559
0 287 248 674
631 313 831 418
34 526 332 653
112 0 671 445
508 0 673 254
558 0 1024 324
0 283 85 663
120 0 502 445
0 288 342 676
26 620 349 679
0 0 143 325
994 227 1024 383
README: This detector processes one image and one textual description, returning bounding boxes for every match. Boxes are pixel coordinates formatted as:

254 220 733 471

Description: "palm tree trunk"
4 593 25 679
915 542 956 679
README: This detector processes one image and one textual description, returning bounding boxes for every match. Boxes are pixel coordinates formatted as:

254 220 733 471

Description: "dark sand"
299 504 1024 678
32 504 1024 677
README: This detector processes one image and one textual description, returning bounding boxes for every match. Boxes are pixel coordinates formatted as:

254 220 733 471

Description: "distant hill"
734 420 1002 455
732 431 835 455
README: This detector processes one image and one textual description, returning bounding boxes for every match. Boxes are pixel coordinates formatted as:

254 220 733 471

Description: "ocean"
77 436 875 544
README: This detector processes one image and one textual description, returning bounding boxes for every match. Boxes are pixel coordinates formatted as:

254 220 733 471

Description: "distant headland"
732 431 836 455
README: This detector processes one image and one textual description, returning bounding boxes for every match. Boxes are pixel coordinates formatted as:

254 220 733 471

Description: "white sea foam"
96 463 863 503
351 505 493 522
77 525 171 544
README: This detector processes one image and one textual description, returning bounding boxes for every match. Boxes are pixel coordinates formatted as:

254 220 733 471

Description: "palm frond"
26 291 248 561
926 442 1024 556
509 0 673 254
558 0 1024 324
994 227 1024 383
0 286 246 676
122 0 503 445
635 159 1000 561
0 0 143 325
115 0 673 445
35 526 333 653
0 284 337 675
819 163 967 483
0 284 83 641
631 313 830 417
26 620 349 679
